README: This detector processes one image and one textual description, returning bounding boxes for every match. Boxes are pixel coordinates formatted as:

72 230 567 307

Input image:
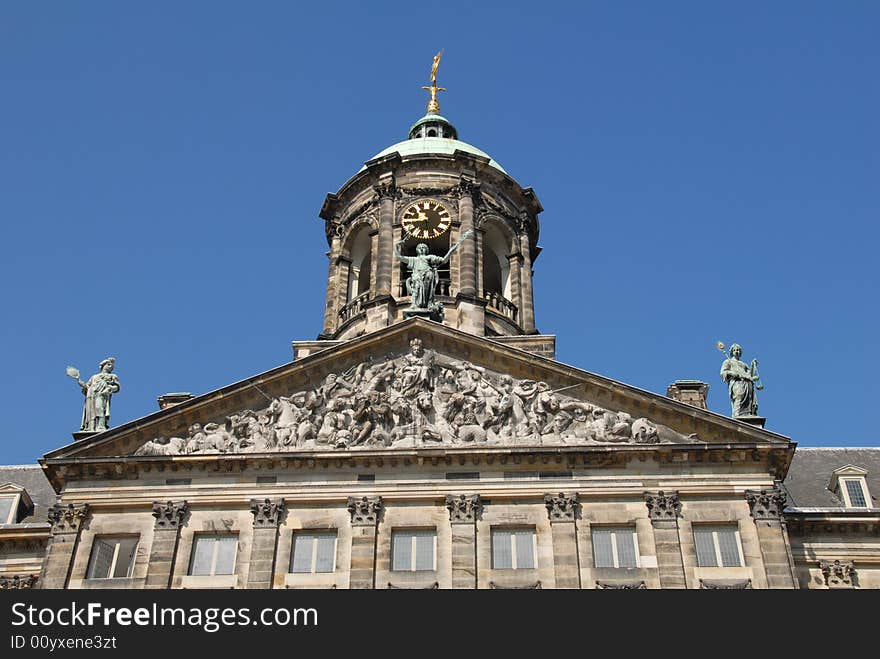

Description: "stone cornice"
41 441 795 493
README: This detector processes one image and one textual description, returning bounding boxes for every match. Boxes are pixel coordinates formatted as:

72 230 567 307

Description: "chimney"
157 392 194 410
666 380 709 410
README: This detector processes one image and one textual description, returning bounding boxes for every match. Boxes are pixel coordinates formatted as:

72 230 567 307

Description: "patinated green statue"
394 230 472 320
719 343 762 418
67 357 121 432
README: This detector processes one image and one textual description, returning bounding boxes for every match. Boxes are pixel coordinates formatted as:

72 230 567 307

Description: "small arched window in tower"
482 224 511 299
348 229 372 301
427 129 437 137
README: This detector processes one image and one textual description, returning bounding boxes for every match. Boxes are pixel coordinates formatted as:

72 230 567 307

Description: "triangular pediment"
44 319 789 463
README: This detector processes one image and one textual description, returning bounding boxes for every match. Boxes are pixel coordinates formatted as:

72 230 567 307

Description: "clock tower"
317 60 543 341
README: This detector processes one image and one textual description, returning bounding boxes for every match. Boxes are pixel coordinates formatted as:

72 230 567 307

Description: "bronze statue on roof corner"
66 357 121 432
718 342 763 419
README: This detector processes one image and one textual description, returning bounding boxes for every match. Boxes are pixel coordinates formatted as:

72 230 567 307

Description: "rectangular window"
290 531 337 574
86 536 138 579
0 496 16 524
492 528 536 569
843 480 868 508
391 529 436 572
189 535 237 576
693 526 743 568
592 527 639 568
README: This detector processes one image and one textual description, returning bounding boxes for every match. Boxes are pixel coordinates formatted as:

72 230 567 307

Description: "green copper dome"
365 113 506 174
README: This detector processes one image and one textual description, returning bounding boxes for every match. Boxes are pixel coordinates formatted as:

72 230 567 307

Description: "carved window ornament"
446 494 482 523
250 498 284 527
596 580 647 590
347 496 382 526
745 486 787 520
544 492 579 522
0 574 39 590
151 500 188 529
47 503 90 533
828 466 873 509
699 579 752 590
644 491 681 521
820 559 857 588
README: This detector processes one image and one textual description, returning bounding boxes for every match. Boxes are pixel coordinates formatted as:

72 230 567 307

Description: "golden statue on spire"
422 50 445 114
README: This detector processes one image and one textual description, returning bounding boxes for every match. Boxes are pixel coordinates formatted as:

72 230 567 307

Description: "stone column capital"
47 503 90 534
250 498 285 527
151 500 189 530
457 176 481 200
347 496 382 526
373 181 400 201
544 492 579 522
645 491 681 521
446 494 482 523
745 487 787 521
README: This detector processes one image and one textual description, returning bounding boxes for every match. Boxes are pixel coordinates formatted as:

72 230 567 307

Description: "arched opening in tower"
397 233 451 298
348 228 372 301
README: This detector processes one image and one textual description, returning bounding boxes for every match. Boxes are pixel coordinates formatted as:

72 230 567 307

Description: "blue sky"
1 2 877 464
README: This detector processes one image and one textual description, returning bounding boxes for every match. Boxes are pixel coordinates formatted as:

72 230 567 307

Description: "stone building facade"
2 88 877 590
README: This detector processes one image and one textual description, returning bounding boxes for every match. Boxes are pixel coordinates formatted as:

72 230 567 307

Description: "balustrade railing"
483 290 518 322
338 291 371 323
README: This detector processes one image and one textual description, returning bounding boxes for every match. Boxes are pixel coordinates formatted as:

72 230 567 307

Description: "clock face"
401 199 451 239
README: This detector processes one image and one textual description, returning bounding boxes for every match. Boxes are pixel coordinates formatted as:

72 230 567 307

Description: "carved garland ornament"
745 487 787 520
133 340 699 457
820 560 856 588
348 496 382 525
0 575 39 590
544 492 579 522
250 498 284 527
645 491 681 521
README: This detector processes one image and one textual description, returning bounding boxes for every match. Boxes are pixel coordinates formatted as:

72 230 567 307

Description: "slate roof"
0 464 56 524
783 447 880 509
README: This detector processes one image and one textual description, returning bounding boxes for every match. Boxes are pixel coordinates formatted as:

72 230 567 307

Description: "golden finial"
422 50 446 114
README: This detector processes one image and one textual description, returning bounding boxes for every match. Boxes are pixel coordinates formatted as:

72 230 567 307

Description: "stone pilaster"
508 250 523 324
645 491 686 589
545 493 581 589
40 503 90 589
746 487 797 589
446 494 482 589
347 496 382 589
322 227 343 335
145 500 188 589
517 219 536 333
374 179 397 297
457 178 478 297
246 498 284 590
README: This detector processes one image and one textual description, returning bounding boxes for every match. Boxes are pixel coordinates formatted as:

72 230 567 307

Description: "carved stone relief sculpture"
133 339 701 456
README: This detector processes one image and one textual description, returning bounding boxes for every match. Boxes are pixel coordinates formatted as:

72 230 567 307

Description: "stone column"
145 501 188 589
335 257 352 317
746 487 797 589
645 491 687 589
446 494 482 590
457 178 478 297
40 503 90 589
545 493 581 589
246 498 284 590
347 496 382 589
322 227 343 336
507 251 523 326
374 179 396 297
517 216 536 333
